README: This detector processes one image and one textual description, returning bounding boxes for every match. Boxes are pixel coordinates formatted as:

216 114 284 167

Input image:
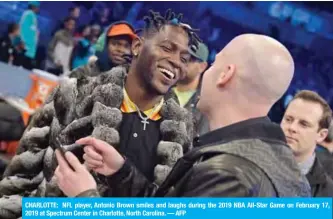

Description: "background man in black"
281 90 333 196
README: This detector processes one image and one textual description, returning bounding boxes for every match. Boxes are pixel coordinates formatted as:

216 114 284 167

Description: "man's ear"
132 37 144 57
216 64 236 87
316 128 328 144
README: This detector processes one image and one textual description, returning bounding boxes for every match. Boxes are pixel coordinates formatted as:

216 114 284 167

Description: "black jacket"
306 157 333 197
78 117 311 197
316 145 333 180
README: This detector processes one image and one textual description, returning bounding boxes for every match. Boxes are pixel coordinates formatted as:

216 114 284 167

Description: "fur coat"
0 63 194 219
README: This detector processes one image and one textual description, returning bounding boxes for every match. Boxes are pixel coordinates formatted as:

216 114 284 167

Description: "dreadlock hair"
141 9 202 54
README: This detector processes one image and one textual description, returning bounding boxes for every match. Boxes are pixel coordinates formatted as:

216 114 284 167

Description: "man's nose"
288 122 298 133
116 45 127 54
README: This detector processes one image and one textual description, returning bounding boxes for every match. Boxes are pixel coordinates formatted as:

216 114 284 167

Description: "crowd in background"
0 2 333 124
0 3 101 75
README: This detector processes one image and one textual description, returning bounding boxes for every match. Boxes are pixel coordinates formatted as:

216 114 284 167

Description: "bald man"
54 34 311 197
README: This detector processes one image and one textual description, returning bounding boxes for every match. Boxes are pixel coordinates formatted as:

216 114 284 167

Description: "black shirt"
118 112 162 182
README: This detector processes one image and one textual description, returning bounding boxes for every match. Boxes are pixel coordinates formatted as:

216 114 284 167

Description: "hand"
54 150 97 197
77 137 125 176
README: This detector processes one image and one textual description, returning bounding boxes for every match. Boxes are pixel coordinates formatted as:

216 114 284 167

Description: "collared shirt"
121 88 164 121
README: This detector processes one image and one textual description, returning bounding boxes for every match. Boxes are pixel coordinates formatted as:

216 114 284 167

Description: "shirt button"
133 133 138 138
190 104 195 108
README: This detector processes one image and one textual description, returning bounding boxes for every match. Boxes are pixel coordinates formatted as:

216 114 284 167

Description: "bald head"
221 34 294 104
198 34 295 129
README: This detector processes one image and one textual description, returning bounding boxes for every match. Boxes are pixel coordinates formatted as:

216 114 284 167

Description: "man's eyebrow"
160 39 191 54
300 120 311 126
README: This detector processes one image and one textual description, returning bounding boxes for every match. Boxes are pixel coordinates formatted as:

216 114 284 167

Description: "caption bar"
22 198 332 219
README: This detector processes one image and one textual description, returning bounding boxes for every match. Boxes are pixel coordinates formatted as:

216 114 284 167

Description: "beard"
177 76 194 85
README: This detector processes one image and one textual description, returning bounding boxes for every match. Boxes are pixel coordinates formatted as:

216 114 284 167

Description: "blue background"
22 198 333 219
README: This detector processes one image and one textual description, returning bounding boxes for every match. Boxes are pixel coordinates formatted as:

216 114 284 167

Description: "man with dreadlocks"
55 34 311 197
0 9 199 217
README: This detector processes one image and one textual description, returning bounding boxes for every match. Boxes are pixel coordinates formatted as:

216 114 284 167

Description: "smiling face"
134 25 191 95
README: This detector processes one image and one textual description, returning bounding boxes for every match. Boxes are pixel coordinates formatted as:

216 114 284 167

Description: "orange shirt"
120 88 164 121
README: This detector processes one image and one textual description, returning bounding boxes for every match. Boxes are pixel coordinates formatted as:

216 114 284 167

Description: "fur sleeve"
15 101 55 155
0 90 57 198
0 195 23 219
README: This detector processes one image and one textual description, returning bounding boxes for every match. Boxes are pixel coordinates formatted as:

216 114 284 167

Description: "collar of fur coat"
0 65 194 201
